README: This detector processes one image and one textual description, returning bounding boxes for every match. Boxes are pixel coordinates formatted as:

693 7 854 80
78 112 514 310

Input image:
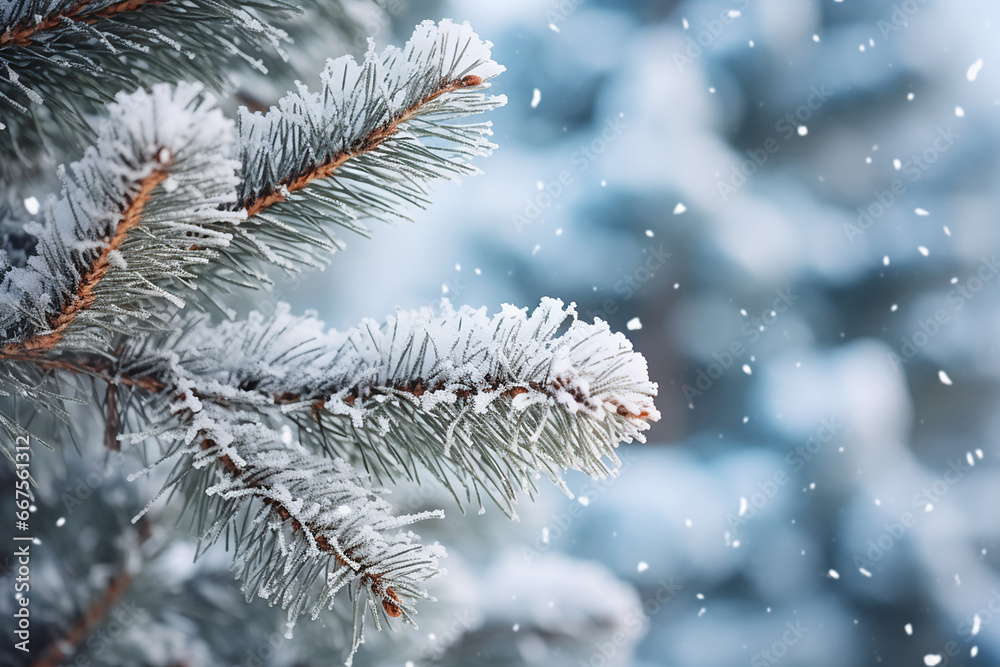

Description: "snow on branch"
232 19 507 272
0 82 243 356
0 20 508 361
146 403 444 665
0 1 290 175
1 1 168 47
168 299 660 513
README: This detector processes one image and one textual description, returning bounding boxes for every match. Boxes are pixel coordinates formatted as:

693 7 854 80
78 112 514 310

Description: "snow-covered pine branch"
0 21 504 359
0 82 243 355
0 21 505 432
141 402 444 665
109 296 656 660
0 0 293 176
0 11 661 664
149 299 660 514
233 19 507 273
0 82 242 460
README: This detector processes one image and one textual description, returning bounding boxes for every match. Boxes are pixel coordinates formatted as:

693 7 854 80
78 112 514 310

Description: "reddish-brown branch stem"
243 74 484 218
0 74 484 377
275 376 654 422
31 571 133 667
0 352 164 393
199 439 402 617
0 168 168 359
31 517 151 667
1 0 165 48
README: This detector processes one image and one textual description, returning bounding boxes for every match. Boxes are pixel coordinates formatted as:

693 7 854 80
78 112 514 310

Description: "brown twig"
200 439 403 617
0 168 168 358
31 516 151 667
0 352 165 393
275 376 654 422
1 74 484 375
104 381 121 451
31 572 133 667
243 74 484 218
1 0 165 48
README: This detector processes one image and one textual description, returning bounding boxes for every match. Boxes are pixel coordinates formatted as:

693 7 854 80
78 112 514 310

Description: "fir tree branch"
0 1 295 177
0 351 164 391
4 167 169 354
0 82 244 357
242 73 485 219
1 0 165 48
144 299 659 514
198 437 410 619
32 570 134 667
0 21 505 364
136 401 444 665
229 19 506 273
30 516 152 667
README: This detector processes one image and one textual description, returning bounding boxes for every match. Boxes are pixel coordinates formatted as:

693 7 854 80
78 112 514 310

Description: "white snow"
967 58 984 82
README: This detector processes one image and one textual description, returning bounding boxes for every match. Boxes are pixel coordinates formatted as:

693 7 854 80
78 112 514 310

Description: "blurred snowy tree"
0 4 659 665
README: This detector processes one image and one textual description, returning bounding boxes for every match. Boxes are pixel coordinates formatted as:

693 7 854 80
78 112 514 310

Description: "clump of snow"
967 58 984 81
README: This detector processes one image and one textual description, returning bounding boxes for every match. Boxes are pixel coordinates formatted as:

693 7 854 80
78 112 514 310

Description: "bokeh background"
4 1 1000 666
287 1 1000 665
